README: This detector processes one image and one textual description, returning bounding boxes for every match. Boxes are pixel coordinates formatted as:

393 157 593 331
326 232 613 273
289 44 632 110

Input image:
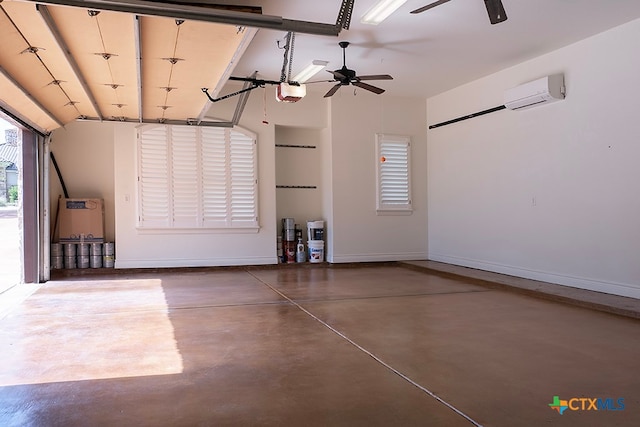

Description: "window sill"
135 227 260 235
376 209 413 216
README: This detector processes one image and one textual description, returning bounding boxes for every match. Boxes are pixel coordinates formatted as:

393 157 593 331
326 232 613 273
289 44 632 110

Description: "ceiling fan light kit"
292 60 329 83
361 0 408 25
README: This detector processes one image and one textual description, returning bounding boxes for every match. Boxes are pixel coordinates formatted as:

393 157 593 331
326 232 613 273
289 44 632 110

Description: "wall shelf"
275 144 316 149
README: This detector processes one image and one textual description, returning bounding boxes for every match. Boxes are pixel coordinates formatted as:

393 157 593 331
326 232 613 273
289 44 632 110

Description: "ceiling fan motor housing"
335 67 357 84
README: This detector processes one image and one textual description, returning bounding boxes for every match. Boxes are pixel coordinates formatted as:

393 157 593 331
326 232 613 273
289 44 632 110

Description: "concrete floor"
1 265 638 426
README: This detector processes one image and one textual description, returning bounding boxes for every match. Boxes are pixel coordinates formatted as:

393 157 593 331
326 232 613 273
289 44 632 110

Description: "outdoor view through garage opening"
0 117 21 295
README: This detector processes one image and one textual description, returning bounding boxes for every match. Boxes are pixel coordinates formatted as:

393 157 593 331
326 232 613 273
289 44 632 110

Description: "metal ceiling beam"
36 4 104 120
232 71 258 125
77 117 234 127
336 0 355 30
196 26 258 125
18 0 343 36
0 103 48 136
0 64 65 129
134 15 143 123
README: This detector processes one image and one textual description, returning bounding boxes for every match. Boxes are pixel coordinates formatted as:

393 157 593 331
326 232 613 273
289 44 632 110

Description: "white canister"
308 240 324 263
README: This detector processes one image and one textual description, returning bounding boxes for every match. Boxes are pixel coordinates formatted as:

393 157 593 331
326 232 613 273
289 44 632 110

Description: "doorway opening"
0 117 22 294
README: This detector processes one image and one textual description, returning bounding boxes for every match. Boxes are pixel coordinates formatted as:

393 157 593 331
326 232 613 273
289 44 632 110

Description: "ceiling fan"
323 41 393 98
411 0 508 25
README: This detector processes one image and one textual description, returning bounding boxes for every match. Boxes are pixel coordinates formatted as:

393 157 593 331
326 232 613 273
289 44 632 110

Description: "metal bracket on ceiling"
20 0 347 37
336 0 355 30
231 71 258 125
21 46 44 54
96 53 117 60
163 57 183 65
201 85 258 104
76 115 233 127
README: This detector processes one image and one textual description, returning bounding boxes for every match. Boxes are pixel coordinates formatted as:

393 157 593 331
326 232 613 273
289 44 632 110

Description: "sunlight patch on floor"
0 278 184 386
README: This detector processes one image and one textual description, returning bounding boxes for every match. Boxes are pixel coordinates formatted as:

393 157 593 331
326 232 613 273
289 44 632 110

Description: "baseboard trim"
428 253 640 300
330 252 429 264
115 256 278 269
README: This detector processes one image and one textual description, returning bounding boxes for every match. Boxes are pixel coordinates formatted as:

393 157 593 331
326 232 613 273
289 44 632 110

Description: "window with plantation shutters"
137 124 258 230
375 134 412 214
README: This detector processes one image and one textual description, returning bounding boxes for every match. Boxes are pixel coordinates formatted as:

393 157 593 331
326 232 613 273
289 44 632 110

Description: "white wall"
427 19 640 298
112 88 331 268
50 121 115 242
50 82 428 268
329 93 428 263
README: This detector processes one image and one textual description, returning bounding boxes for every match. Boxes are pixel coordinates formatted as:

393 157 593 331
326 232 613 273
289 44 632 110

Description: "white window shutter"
170 126 199 227
137 124 258 230
138 126 170 227
229 130 257 226
201 127 229 227
376 134 412 213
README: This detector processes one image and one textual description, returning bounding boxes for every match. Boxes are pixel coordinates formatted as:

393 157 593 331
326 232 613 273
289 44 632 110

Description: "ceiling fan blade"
356 74 393 81
306 79 337 84
484 0 507 24
352 81 385 95
410 0 451 14
324 83 342 98
327 70 347 80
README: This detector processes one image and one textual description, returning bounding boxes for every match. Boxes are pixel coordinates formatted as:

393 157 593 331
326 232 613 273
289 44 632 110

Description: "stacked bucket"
307 220 324 263
51 242 115 269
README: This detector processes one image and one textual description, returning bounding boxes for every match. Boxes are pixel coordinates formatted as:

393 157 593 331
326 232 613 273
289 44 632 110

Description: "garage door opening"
0 118 22 294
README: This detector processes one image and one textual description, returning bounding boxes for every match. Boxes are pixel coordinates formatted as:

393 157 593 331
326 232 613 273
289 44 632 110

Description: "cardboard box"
58 198 104 243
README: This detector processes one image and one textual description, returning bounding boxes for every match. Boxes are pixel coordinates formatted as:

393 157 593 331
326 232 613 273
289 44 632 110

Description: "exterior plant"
8 185 18 203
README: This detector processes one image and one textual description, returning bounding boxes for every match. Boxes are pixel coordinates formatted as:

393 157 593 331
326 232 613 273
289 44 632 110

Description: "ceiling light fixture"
361 0 408 25
292 60 329 83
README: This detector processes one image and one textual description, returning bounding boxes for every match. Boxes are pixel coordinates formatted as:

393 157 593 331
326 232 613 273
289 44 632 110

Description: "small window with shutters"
137 124 258 231
375 133 412 215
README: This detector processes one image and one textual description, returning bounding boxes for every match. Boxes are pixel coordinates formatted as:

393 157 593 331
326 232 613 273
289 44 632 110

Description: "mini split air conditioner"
504 74 565 110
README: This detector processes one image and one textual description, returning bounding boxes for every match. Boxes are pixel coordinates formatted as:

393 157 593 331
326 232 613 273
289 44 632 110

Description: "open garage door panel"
0 1 256 134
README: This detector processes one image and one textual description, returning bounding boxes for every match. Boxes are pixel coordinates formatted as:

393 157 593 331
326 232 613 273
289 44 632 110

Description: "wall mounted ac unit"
504 74 565 110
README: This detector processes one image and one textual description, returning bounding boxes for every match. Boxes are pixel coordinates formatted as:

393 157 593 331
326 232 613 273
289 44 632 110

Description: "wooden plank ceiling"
0 1 254 133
